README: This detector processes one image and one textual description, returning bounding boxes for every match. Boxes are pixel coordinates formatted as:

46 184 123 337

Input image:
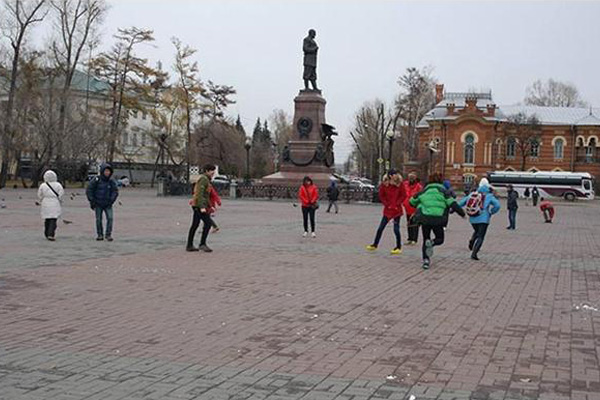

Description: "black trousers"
406 214 419 242
469 223 489 256
302 207 316 232
44 218 57 238
187 208 212 248
421 224 445 259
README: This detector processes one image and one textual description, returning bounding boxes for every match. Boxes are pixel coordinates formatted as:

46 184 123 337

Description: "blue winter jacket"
458 185 501 224
86 163 119 209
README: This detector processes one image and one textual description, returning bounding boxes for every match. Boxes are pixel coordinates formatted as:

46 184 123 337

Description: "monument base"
261 170 334 188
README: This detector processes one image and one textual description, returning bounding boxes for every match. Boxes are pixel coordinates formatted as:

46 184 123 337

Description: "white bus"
486 171 595 201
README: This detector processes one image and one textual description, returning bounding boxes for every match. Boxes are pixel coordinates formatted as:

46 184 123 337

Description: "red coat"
208 185 222 214
379 182 406 219
402 181 423 215
540 200 555 218
298 184 319 207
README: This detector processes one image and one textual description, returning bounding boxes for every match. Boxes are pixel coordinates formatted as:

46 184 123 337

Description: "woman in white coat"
37 170 64 240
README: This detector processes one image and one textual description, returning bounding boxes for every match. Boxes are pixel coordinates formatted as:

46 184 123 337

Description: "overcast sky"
99 0 600 162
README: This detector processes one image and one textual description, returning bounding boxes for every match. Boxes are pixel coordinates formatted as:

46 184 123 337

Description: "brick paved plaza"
1 188 600 400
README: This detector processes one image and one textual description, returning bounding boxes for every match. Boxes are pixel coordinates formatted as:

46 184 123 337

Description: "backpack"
465 192 486 216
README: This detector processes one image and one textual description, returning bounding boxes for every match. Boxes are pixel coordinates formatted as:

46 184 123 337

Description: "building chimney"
435 84 444 104
465 95 477 111
486 104 496 117
446 103 455 115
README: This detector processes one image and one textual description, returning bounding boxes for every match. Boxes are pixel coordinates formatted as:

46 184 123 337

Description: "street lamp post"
386 130 395 172
244 137 252 183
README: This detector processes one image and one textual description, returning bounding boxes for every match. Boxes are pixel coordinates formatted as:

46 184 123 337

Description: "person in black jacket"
86 163 119 241
506 184 519 230
531 186 540 206
326 180 340 214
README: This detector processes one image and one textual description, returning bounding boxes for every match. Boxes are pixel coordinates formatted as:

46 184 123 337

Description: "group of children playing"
34 162 556 265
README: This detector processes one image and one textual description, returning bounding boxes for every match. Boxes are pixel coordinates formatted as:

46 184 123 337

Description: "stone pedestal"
262 90 334 188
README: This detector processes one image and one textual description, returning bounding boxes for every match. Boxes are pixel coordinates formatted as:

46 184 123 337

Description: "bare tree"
91 27 162 162
525 79 588 107
504 113 542 171
0 0 47 188
172 37 204 183
396 66 436 161
50 0 106 161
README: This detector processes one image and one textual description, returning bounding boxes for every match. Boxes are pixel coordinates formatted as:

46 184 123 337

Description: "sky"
95 0 600 162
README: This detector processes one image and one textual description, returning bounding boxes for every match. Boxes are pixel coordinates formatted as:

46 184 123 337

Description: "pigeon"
118 201 122 206
63 219 73 225
35 201 41 206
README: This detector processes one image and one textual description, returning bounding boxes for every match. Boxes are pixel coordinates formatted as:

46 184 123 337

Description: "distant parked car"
212 175 231 189
349 179 374 190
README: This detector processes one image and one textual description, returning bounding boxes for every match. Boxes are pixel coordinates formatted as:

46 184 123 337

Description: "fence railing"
160 181 378 203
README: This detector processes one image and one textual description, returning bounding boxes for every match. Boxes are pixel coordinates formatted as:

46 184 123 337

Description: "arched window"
506 138 516 159
586 138 597 162
554 138 564 159
464 134 475 164
530 139 540 157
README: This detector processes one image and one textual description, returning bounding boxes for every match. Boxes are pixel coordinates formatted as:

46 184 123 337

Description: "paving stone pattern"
1 188 600 399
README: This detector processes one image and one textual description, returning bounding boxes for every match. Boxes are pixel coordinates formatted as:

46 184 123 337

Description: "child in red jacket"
298 176 319 238
366 169 407 255
208 185 222 232
539 198 555 223
402 172 423 245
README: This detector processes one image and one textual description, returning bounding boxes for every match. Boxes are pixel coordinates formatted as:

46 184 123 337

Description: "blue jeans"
95 207 113 237
508 208 517 229
373 216 401 249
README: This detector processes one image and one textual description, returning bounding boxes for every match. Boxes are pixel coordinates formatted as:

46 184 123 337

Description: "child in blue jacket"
458 184 501 260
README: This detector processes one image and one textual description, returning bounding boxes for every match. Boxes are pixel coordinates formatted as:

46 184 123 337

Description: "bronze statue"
303 29 319 91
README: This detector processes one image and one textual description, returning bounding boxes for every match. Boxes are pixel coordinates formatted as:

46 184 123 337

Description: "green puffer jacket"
192 174 211 209
409 183 461 225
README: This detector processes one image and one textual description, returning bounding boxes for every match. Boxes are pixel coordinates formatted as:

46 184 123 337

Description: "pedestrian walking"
366 170 407 255
186 164 217 252
299 176 319 238
524 187 531 205
506 184 519 230
37 170 64 241
540 198 555 223
458 183 501 261
409 173 465 269
403 172 423 245
532 186 540 206
326 179 340 214
443 179 457 198
86 163 119 241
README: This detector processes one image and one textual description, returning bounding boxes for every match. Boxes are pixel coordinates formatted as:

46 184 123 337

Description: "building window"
530 139 540 157
554 138 564 159
132 133 138 147
122 132 129 146
586 138 597 162
142 112 147 120
142 132 146 147
464 134 475 164
133 110 139 119
506 138 516 159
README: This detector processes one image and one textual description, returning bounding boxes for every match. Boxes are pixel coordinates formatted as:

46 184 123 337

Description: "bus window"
583 180 591 191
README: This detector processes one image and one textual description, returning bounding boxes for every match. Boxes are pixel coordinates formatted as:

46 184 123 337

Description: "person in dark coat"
506 184 519 230
86 163 119 241
326 179 340 214
531 186 540 206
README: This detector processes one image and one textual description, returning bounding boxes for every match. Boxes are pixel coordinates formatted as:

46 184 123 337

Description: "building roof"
419 91 600 128
0 69 111 96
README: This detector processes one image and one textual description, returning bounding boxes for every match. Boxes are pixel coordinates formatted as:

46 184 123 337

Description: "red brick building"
417 85 600 187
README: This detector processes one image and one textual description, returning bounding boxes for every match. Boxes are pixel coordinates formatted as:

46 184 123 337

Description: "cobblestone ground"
1 188 600 400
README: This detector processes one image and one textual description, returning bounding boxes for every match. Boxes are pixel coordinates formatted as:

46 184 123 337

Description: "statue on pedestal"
303 29 319 91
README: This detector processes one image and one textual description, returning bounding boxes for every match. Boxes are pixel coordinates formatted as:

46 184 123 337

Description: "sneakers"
186 246 199 252
47 237 56 242
366 244 377 251
425 239 434 258
311 232 316 238
302 232 308 238
106 236 114 242
96 236 104 241
471 254 480 261
405 240 417 246
199 245 213 253
468 239 474 251
211 227 220 233
422 258 430 270
390 248 403 255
